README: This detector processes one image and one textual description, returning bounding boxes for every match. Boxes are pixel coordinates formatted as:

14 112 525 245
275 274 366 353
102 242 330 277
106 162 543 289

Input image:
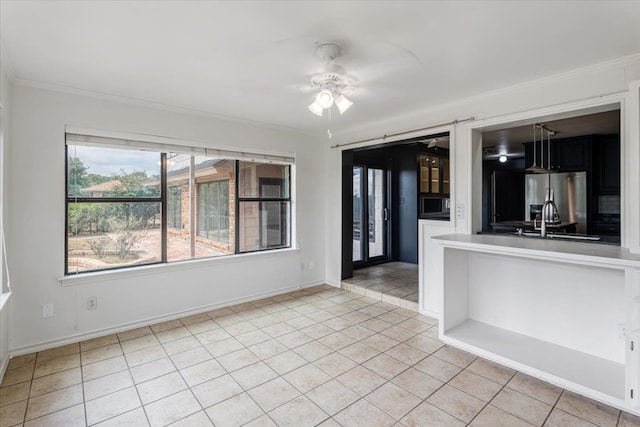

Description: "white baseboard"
10 281 327 357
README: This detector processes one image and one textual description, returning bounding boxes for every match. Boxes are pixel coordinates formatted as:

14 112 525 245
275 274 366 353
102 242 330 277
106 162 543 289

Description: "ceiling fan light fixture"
315 90 334 109
334 94 353 114
308 101 323 117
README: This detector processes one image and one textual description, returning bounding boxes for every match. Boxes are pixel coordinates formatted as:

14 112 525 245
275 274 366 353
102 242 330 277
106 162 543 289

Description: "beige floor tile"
276 331 314 349
93 407 149 427
432 346 477 368
316 418 342 427
306 379 359 416
1 364 34 388
471 404 535 427
360 334 400 353
230 362 278 390
167 410 212 427
0 381 30 406
249 315 280 329
205 392 264 427
313 353 358 377
82 356 128 382
234 330 271 347
149 319 183 333
80 334 119 352
23 403 85 427
247 377 300 412
338 342 380 364
247 339 289 360
117 326 153 342
129 357 175 384
283 364 332 394
361 318 392 333
366 381 422 420
449 370 502 402
507 372 563 406
223 321 258 336
155 326 191 344
340 324 376 340
194 328 232 346
268 396 328 427
401 401 466 427
191 374 243 408
83 369 133 401
285 315 317 330
363 353 409 380
33 353 81 379
317 332 356 352
305 310 335 323
161 336 201 356
384 343 427 366
466 358 516 385
379 325 417 343
6 353 36 371
179 313 211 326
124 345 167 368
25 383 83 421
85 386 141 425
36 343 79 363
334 399 396 427
414 355 462 382
293 341 333 362
555 391 619 427
543 408 598 426
0 399 27 426
180 359 226 388
391 367 443 399
491 387 552 425
618 411 640 427
336 365 386 397
397 318 431 334
204 337 244 357
185 320 219 335
427 384 485 423
136 371 187 405
144 389 201 427
264 350 307 375
120 334 160 354
205 307 235 320
403 334 444 354
169 346 211 370
81 343 123 365
217 348 259 372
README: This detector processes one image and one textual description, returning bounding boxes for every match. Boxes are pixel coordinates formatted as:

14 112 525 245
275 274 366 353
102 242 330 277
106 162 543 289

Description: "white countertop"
433 233 640 268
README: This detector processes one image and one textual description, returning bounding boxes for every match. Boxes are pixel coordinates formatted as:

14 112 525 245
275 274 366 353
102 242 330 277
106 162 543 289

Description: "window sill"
59 247 300 287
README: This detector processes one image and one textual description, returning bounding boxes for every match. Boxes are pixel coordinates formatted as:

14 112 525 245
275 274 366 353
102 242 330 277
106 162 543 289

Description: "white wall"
325 55 640 315
0 50 10 374
7 85 326 353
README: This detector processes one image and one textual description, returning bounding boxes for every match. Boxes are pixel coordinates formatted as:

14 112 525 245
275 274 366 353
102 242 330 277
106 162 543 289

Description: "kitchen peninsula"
433 233 640 415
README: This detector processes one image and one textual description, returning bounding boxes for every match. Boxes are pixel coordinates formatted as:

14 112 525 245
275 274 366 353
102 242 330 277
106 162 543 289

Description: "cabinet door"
552 137 591 172
596 135 620 193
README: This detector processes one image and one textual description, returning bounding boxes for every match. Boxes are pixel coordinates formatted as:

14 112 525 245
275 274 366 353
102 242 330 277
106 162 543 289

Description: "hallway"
341 262 418 312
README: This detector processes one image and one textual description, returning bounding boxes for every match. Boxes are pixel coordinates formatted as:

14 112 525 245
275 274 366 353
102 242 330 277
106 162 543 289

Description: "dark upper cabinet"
594 134 620 194
524 135 592 172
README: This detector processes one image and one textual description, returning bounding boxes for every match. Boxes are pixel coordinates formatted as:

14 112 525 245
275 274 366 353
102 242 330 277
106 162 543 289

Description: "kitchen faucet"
539 199 557 238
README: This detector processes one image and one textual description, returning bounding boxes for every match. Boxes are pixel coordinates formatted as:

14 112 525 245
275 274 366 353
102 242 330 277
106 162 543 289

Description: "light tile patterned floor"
342 262 419 311
1 284 639 426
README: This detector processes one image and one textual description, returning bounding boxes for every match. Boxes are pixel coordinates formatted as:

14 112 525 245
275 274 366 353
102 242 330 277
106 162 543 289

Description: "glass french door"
353 165 388 266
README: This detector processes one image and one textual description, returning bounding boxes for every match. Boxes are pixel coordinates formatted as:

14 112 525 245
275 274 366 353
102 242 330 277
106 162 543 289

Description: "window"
66 133 293 275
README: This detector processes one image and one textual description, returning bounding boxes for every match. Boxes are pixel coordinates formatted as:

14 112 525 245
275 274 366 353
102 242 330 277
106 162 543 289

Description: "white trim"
60 247 300 286
11 280 326 357
65 126 296 164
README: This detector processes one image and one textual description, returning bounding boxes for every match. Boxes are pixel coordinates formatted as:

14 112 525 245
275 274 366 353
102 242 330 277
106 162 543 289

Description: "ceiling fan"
306 43 355 117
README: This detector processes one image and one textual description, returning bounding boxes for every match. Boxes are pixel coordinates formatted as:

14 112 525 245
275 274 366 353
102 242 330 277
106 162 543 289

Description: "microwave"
420 196 450 217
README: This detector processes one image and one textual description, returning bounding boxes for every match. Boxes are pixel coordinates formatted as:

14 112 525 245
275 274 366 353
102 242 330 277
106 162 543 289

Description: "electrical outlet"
619 323 627 340
41 303 54 318
87 297 97 310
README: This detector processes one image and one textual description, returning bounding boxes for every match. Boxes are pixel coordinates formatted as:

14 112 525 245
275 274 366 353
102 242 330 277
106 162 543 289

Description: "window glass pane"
239 201 290 252
67 202 161 273
67 145 161 198
238 162 289 198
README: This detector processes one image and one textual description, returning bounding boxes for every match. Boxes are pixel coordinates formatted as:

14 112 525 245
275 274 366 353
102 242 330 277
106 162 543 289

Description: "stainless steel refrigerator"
524 171 587 234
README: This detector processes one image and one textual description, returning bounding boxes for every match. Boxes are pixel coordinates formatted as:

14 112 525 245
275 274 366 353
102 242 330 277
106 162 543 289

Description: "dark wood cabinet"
524 136 592 172
594 134 620 194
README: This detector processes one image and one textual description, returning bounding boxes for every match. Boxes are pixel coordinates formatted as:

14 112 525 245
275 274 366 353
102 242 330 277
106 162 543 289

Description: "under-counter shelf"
444 320 625 401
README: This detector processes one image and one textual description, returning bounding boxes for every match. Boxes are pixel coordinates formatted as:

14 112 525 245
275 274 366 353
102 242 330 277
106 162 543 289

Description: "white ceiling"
1 1 639 137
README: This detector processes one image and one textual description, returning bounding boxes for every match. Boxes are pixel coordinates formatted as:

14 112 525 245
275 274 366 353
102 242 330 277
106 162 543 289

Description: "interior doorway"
352 165 388 267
